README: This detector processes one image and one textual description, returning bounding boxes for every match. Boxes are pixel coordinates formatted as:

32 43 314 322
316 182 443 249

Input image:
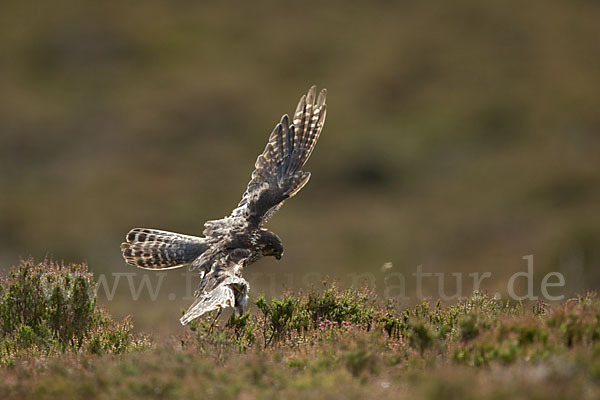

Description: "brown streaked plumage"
120 86 327 325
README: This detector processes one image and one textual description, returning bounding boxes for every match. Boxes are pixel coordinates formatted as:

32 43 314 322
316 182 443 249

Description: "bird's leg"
209 308 223 333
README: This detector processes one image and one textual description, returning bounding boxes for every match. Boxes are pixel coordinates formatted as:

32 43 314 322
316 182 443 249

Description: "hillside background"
1 0 599 335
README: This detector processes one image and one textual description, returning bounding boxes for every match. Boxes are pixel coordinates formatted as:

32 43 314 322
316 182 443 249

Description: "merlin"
121 86 327 325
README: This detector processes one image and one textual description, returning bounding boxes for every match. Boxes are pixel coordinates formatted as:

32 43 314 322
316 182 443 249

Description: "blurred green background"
1 1 599 334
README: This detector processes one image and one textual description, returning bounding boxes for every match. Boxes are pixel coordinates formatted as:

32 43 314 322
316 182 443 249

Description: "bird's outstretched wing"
227 86 327 229
180 248 250 325
183 86 326 324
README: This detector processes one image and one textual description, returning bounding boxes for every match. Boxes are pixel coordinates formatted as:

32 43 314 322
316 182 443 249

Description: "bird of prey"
121 86 327 325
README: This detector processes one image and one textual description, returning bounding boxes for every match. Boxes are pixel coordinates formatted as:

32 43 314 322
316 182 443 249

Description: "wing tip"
307 85 326 100
317 88 327 107
306 86 316 104
280 114 289 126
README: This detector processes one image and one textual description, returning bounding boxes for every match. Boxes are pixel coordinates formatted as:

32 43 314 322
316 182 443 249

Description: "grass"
2 260 600 399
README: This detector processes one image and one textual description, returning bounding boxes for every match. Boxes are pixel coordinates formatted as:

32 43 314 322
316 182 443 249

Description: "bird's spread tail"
121 228 209 269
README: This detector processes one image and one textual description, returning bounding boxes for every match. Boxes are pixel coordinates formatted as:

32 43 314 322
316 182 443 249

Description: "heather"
0 259 147 366
3 261 600 399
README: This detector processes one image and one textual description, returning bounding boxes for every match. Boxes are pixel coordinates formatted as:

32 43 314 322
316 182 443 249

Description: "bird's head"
259 230 284 260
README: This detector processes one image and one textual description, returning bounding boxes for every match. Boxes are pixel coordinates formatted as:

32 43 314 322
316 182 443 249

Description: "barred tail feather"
121 228 208 270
